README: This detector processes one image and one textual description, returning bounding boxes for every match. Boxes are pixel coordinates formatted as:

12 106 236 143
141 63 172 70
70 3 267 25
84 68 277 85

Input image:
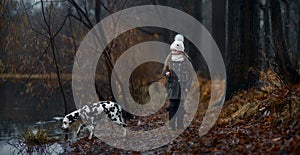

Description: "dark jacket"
162 54 192 100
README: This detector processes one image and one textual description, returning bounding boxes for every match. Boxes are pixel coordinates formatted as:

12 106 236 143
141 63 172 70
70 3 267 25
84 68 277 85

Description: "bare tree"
270 0 300 84
225 0 256 98
225 0 300 98
297 0 300 69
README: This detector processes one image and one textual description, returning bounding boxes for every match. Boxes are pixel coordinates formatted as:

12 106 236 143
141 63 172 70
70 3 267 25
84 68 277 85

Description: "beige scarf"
171 54 184 62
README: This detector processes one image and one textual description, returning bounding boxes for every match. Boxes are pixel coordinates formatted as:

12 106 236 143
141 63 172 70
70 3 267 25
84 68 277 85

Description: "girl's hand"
166 71 171 77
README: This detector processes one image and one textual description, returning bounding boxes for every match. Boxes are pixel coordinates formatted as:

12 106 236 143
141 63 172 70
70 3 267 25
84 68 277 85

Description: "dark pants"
168 99 185 129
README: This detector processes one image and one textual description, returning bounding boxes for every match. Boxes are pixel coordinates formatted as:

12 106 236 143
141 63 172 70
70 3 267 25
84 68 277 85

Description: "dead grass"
18 126 56 146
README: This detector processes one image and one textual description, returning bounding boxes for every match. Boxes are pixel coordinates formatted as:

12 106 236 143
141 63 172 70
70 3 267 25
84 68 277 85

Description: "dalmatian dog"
61 101 127 139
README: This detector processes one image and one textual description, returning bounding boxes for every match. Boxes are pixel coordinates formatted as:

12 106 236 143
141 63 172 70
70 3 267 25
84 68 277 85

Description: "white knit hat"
170 34 185 52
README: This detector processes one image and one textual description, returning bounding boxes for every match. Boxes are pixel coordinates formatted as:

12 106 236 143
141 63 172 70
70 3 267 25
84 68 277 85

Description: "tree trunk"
94 0 115 101
194 0 202 22
256 0 267 70
226 0 261 98
263 0 277 70
270 0 300 84
297 1 300 69
226 0 243 98
212 0 226 56
282 0 290 48
241 0 256 88
246 0 264 88
95 0 101 23
94 0 134 120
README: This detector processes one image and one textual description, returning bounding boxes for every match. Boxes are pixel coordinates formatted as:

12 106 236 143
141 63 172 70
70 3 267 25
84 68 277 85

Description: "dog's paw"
88 133 94 140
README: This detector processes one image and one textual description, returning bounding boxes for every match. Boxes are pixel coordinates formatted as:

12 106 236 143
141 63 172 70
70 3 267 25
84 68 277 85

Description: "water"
0 80 78 154
0 140 65 155
0 102 69 154
0 141 16 155
0 118 66 155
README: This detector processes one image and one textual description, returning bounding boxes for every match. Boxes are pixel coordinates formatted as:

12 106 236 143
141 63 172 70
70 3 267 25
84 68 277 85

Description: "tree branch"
67 0 93 29
21 0 48 38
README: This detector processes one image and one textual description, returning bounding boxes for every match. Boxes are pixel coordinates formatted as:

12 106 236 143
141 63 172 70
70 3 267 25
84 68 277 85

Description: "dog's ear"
67 114 72 120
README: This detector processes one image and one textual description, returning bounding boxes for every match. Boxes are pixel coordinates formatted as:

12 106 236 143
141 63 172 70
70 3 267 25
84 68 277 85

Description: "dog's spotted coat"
61 101 126 139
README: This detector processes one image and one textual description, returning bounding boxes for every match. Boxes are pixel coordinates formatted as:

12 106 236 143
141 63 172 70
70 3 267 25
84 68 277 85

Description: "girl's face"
171 50 181 55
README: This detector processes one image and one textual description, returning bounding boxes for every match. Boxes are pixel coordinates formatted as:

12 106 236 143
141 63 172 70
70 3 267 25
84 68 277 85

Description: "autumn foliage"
68 69 300 154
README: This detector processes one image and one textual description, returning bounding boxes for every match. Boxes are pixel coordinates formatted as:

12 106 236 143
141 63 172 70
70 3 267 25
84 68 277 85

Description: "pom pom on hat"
174 34 184 42
170 34 185 52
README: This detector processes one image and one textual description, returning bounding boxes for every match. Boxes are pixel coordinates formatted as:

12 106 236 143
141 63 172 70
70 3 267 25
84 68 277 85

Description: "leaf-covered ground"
65 70 300 154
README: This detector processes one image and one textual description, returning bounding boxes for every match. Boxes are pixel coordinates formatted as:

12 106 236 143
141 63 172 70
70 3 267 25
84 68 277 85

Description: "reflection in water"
0 118 66 154
0 121 32 140
0 119 64 140
0 141 18 155
5 139 65 155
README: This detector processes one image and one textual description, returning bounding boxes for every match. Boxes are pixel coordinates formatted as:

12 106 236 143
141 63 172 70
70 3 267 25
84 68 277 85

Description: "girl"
162 34 191 130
